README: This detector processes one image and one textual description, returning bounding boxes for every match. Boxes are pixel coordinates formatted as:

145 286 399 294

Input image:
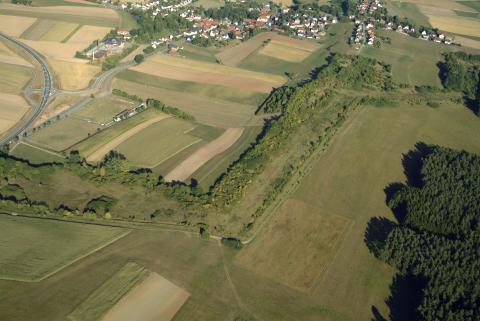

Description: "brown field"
164 127 244 182
101 272 190 321
0 14 36 37
40 21 79 42
86 114 171 163
49 59 100 90
258 40 318 62
236 199 351 291
0 41 32 67
21 19 56 41
67 25 112 46
0 94 30 134
216 32 319 66
0 62 33 94
132 55 286 93
453 35 480 49
427 15 480 37
22 40 82 61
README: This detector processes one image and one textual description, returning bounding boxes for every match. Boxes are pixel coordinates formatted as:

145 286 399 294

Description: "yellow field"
49 59 100 90
0 62 33 94
67 25 111 46
453 35 480 49
23 39 82 61
258 40 317 62
132 55 286 93
236 199 351 292
0 14 36 37
402 0 477 11
427 15 480 37
0 41 32 67
40 21 79 42
0 94 30 134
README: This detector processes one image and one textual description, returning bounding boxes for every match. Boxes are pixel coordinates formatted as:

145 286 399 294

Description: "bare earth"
164 127 243 182
101 272 190 321
0 15 36 37
86 114 171 163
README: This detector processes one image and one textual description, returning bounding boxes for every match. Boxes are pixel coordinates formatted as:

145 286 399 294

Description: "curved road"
0 32 53 145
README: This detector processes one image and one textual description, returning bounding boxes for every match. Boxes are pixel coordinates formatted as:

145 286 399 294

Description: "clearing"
0 215 128 282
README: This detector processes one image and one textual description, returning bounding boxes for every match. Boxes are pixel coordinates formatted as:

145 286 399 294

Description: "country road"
0 32 53 146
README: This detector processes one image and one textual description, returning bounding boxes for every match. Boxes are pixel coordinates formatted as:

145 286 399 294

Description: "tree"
133 54 145 64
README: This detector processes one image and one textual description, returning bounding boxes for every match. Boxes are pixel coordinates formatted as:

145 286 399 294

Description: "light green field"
40 21 79 42
68 262 149 321
458 0 480 11
20 19 56 40
193 0 224 8
30 0 98 6
0 215 128 282
26 117 99 151
10 142 65 164
0 62 33 94
73 96 136 125
113 78 259 128
116 118 208 168
180 44 220 63
385 1 432 26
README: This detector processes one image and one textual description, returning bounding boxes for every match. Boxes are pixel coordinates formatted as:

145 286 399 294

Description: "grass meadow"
385 1 431 26
73 96 136 125
0 62 33 94
10 142 65 164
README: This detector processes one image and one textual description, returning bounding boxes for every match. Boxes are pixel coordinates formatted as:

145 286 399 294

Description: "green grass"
190 125 262 189
30 0 98 6
454 9 480 18
0 62 33 94
68 262 149 321
193 0 224 8
20 19 55 40
73 96 136 125
180 44 221 63
26 117 99 152
10 142 65 164
0 215 128 281
457 0 480 11
116 70 265 106
61 23 82 43
385 1 431 26
116 9 138 30
116 118 208 168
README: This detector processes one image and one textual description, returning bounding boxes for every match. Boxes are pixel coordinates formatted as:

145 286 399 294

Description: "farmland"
258 39 319 62
0 94 30 135
0 215 128 282
49 59 101 89
0 62 33 94
74 96 136 125
10 142 65 164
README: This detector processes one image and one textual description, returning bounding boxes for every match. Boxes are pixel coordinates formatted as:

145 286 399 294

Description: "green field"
69 262 149 321
180 43 221 63
0 215 128 281
193 0 224 8
20 19 56 40
457 0 480 11
26 117 99 151
0 62 33 94
10 142 65 164
116 119 219 168
73 96 136 125
29 0 98 6
385 1 431 26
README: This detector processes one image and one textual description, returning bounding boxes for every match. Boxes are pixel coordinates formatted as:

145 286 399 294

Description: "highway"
0 32 53 146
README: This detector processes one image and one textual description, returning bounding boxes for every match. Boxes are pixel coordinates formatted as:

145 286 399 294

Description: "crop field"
73 96 136 125
0 215 128 282
0 94 30 135
20 19 56 40
26 117 99 151
9 142 65 164
0 14 36 37
101 272 190 321
40 21 79 41
164 127 243 182
385 1 431 26
0 41 32 67
67 25 112 46
49 59 100 89
131 54 286 93
68 262 150 321
427 15 480 37
258 39 319 62
180 43 220 63
0 62 33 94
0 3 120 27
113 78 259 128
193 0 224 8
115 118 206 168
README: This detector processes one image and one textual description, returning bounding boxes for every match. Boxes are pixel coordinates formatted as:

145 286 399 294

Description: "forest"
366 145 480 321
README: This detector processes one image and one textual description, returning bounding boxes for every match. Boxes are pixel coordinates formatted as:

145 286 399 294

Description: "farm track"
0 32 53 145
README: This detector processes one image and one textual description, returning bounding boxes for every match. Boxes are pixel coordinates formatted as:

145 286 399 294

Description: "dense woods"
367 145 480 321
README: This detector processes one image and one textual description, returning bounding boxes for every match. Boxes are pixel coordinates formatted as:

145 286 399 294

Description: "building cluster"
385 22 456 45
356 0 382 15
352 20 376 45
282 10 337 39
112 103 147 124
86 30 132 59
114 0 192 15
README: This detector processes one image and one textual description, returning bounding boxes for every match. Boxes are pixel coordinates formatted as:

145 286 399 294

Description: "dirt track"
86 114 170 163
164 127 243 182
101 272 190 321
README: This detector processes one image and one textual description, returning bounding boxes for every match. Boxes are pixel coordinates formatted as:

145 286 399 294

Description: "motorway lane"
0 32 53 146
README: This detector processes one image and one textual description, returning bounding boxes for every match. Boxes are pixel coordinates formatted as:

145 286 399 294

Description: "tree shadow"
371 306 387 321
401 142 433 188
364 217 396 258
386 273 425 321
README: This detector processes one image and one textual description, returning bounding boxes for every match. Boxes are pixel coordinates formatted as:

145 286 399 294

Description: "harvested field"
216 32 319 66
0 215 128 282
0 62 33 93
0 14 36 37
49 59 100 89
453 34 480 49
115 118 203 168
20 19 56 40
40 21 79 42
0 94 30 134
236 199 351 291
164 127 243 182
86 114 170 163
33 93 87 127
0 41 32 67
10 141 65 164
22 39 83 61
67 25 111 46
74 96 136 124
258 40 317 62
113 78 259 128
101 272 190 321
427 15 480 36
131 54 286 93
69 262 150 321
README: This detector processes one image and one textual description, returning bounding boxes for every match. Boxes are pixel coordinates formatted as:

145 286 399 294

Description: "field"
26 116 99 151
49 59 100 89
258 39 319 62
427 15 480 37
101 272 190 321
164 127 243 182
73 96 136 125
180 43 220 63
40 21 79 42
0 40 32 67
0 14 36 37
0 62 33 94
10 142 65 164
20 19 57 40
384 1 431 26
193 0 224 8
0 215 128 282
0 94 30 135
131 54 286 93
68 262 150 321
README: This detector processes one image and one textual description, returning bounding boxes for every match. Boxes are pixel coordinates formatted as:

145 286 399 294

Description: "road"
0 32 53 146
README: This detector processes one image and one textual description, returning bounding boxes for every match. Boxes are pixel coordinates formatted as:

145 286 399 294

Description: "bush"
134 54 144 64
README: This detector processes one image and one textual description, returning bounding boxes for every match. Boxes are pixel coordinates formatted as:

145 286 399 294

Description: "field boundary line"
0 229 131 283
19 141 65 158
147 138 202 170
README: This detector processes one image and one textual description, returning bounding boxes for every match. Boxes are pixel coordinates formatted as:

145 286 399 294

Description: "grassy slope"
10 142 65 164
385 1 431 26
73 95 136 124
0 62 33 94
